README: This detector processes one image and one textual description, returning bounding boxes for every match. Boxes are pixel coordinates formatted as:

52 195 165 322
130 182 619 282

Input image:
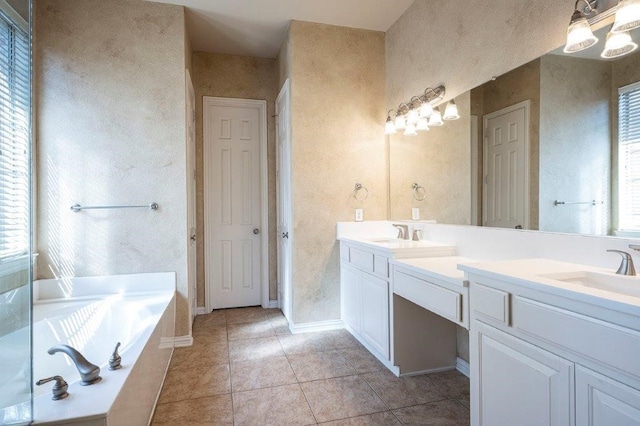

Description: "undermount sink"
539 271 640 298
367 238 403 244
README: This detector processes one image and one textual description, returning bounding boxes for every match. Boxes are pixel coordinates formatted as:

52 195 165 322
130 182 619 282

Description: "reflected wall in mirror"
390 23 640 237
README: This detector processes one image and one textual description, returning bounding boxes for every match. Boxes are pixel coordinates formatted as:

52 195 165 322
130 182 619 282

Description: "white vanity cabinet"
465 265 640 426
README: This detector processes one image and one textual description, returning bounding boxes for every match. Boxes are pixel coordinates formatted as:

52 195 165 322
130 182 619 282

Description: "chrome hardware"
190 234 196 241
515 225 523 229
48 345 102 385
392 224 409 240
282 232 289 239
353 183 369 201
109 342 122 370
630 244 640 252
253 228 260 235
71 202 159 212
36 375 69 400
412 183 426 201
412 229 422 241
554 200 602 206
606 250 636 276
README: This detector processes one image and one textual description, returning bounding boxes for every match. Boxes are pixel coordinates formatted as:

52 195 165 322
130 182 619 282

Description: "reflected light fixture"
443 100 460 121
564 0 599 53
612 0 640 32
404 122 417 136
407 104 420 125
601 30 638 57
385 110 397 135
416 116 430 131
428 107 444 127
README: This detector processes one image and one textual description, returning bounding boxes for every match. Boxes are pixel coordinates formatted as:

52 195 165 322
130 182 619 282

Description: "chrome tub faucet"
48 344 102 385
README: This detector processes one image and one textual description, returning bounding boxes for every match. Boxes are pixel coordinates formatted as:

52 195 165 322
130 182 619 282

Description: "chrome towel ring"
412 183 426 201
353 183 369 201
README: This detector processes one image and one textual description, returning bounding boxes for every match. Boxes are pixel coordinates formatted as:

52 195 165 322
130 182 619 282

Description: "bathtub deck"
151 307 470 425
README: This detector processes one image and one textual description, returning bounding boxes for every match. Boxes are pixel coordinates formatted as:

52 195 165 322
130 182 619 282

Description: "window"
0 8 29 261
619 81 640 232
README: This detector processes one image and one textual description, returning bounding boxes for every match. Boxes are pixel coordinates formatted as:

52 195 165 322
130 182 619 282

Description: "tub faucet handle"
36 375 69 400
109 342 122 370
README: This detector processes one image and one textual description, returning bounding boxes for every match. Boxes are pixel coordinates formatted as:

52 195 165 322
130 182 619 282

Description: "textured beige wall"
539 55 611 235
389 92 471 224
191 52 279 306
289 21 386 323
35 0 190 335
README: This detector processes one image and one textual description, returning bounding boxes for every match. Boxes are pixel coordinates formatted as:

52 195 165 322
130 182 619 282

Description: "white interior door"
483 101 529 229
276 80 292 322
204 97 266 309
186 69 197 322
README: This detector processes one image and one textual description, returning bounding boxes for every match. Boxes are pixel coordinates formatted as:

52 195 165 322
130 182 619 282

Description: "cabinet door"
341 263 361 333
576 365 640 426
473 321 573 426
360 273 389 359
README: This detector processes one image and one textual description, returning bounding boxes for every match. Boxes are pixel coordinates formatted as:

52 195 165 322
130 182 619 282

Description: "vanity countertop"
338 236 456 256
391 256 478 287
458 258 640 314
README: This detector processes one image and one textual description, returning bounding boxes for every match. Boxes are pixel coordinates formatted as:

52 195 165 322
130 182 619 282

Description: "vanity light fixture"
428 107 444 127
416 116 430 131
385 110 397 135
611 0 640 32
601 30 638 57
394 103 409 130
404 122 418 136
407 103 420 125
563 0 599 53
443 100 460 121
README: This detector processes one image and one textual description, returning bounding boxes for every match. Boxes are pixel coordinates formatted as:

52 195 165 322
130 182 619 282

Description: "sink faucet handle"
412 229 422 241
630 244 640 252
36 375 69 400
606 250 636 276
109 342 122 370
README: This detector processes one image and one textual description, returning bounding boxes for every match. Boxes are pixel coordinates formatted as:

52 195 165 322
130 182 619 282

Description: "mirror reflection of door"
483 101 530 229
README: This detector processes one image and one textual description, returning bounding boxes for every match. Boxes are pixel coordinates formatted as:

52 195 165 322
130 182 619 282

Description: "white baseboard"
195 307 208 315
290 319 344 334
399 366 456 377
172 335 194 347
267 300 279 309
456 357 470 378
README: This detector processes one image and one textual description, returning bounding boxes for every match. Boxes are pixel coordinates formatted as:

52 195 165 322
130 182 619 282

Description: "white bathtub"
29 272 176 425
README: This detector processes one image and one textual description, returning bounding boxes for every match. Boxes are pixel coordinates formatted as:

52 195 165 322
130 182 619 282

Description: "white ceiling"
150 0 415 58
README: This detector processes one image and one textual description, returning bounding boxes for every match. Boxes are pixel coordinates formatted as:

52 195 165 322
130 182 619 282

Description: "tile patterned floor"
151 307 470 425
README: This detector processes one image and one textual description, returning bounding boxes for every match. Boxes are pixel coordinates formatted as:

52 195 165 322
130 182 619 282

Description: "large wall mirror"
390 16 640 238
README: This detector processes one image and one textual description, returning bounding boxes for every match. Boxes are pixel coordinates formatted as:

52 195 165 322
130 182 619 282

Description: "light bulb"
443 100 460 120
418 102 433 118
564 12 598 53
601 30 638 58
612 0 640 32
416 116 430 131
394 114 406 130
404 122 417 136
384 116 397 135
407 106 419 125
428 107 444 127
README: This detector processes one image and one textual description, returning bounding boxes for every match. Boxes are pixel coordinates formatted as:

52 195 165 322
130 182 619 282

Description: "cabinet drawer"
514 297 640 380
472 283 510 325
394 270 462 323
349 247 374 273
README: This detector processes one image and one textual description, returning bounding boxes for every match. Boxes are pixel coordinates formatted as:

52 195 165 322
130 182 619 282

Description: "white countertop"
338 236 456 255
459 258 640 314
391 256 478 287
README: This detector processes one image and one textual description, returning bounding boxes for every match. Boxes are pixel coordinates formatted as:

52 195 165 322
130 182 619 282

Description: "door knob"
190 234 196 241
282 232 289 239
515 225 523 229
253 228 260 235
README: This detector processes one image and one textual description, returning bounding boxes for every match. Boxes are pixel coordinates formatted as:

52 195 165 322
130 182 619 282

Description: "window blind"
0 9 29 260
619 82 640 232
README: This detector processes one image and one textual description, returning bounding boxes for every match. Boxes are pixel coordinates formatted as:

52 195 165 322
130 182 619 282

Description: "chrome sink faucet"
392 224 409 240
48 344 102 385
607 249 636 276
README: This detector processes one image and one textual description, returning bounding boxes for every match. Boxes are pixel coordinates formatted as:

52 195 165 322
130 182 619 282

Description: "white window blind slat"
619 84 640 231
0 10 29 260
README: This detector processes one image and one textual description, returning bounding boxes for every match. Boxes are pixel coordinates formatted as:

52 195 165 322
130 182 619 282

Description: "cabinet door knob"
282 232 289 239
253 228 260 235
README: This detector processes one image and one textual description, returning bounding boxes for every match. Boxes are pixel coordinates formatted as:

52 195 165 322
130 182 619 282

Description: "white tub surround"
31 272 176 425
460 259 640 426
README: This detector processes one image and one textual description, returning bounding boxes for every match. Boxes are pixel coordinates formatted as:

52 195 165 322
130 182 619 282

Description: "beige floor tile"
151 394 233 425
340 347 385 374
301 375 387 423
392 399 470 425
269 315 292 335
225 306 268 324
325 329 364 349
229 336 285 362
319 411 401 425
169 341 229 370
429 370 470 401
228 320 275 341
233 383 316 425
264 308 285 319
158 364 230 404
192 324 228 343
193 310 226 328
278 332 337 355
363 370 447 410
231 356 298 392
289 350 356 382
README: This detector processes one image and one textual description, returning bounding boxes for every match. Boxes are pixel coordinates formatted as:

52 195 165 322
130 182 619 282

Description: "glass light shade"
418 102 433 118
563 14 598 53
404 122 417 136
394 114 406 130
416 116 430 131
601 30 638 58
443 100 460 120
428 107 444 127
612 0 640 32
407 107 419 125
384 117 397 135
